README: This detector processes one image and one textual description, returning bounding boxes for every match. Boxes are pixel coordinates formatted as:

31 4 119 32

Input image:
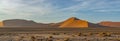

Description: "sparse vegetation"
52 33 59 35
64 38 69 41
77 32 82 36
0 28 119 41
97 32 112 37
31 36 35 41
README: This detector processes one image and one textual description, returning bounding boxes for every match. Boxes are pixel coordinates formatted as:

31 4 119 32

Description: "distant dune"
3 19 51 27
0 21 3 27
99 21 120 27
0 17 119 28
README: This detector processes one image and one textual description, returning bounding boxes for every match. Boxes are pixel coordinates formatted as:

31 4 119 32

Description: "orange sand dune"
60 17 88 28
0 21 3 27
99 21 120 27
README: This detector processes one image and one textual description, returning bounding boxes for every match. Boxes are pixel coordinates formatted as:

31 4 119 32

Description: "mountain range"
0 17 119 28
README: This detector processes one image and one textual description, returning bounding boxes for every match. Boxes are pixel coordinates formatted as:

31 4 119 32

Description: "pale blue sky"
0 0 120 23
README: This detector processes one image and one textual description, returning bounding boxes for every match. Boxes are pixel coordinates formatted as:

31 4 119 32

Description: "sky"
0 0 120 23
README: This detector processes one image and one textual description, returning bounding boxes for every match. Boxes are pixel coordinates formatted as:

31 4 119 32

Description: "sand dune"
0 21 3 27
3 19 50 27
59 17 88 28
99 21 120 27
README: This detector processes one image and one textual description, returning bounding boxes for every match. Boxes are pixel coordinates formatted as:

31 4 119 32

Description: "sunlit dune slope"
60 17 88 28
